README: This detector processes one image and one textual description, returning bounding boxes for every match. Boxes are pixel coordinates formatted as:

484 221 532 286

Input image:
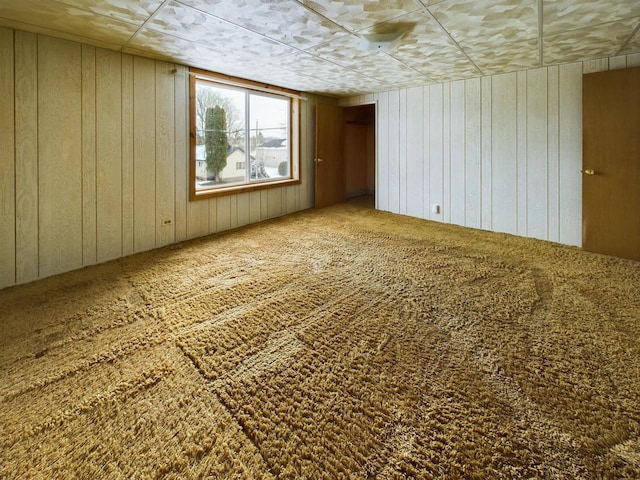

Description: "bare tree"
195 84 243 145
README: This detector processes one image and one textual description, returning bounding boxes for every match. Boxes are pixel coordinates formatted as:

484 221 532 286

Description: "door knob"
316 158 324 163
582 168 595 175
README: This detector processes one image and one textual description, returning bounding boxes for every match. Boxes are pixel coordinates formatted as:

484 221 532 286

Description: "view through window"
190 70 299 199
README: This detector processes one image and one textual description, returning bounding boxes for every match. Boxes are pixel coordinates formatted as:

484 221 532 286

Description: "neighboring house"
256 138 288 169
196 145 265 182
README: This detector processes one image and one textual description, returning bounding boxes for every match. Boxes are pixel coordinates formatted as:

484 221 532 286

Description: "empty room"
1 0 639 478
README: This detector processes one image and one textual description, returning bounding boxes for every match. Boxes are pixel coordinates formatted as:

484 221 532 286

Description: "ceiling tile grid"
299 0 421 32
145 1 299 59
0 0 638 96
543 17 640 65
427 0 539 54
180 0 349 49
0 0 139 45
57 0 164 25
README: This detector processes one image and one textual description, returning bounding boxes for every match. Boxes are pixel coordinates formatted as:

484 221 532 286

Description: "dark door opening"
344 104 376 205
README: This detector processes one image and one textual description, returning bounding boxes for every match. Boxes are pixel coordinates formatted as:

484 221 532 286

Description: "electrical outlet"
432 204 440 215
163 219 172 225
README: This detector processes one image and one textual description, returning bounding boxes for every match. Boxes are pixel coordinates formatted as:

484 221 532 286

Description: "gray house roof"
195 145 255 161
259 138 287 148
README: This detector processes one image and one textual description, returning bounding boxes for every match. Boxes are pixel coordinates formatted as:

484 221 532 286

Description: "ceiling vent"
358 32 404 51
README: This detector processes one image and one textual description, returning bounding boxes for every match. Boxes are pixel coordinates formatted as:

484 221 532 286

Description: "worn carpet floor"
1 200 639 479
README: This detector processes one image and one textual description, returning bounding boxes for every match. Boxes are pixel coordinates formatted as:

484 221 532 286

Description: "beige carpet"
1 201 639 479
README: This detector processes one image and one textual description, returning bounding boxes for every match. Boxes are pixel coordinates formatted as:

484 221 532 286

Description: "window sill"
189 177 301 201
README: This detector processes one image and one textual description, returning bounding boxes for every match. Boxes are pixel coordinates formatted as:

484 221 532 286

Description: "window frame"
189 67 301 201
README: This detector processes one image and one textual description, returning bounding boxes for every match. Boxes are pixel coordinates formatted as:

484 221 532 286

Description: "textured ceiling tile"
279 52 402 93
126 28 231 68
127 28 286 82
307 33 431 86
620 24 640 54
0 0 137 45
127 28 339 93
3 0 639 97
56 0 164 26
471 38 540 75
0 16 125 51
544 18 638 65
543 0 640 36
300 0 420 32
403 50 480 80
278 53 371 83
309 33 397 66
379 9 458 54
381 10 479 78
428 0 538 53
146 1 298 59
180 0 348 48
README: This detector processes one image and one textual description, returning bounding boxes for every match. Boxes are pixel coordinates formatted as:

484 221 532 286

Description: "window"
189 68 300 200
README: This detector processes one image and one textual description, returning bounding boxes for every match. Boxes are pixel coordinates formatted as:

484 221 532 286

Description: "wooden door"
583 66 640 261
315 103 344 208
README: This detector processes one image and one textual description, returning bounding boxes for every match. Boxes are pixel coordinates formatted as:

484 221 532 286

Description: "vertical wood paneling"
174 65 188 242
81 45 97 266
516 71 527 236
583 58 608 74
491 72 517 235
628 53 640 68
186 198 209 239
450 80 465 226
96 48 122 262
367 93 380 201
1 28 323 289
155 62 175 247
267 187 283 219
300 95 310 209
38 36 83 278
229 194 238 229
429 84 443 221
405 87 423 219
481 76 492 230
260 190 269 220
217 195 231 232
355 60 589 248
376 91 389 211
609 55 627 70
0 27 15 288
121 54 135 256
133 56 156 252
249 190 261 224
422 86 431 220
2 25 611 289
464 78 481 229
208 198 217 234
558 62 583 246
285 185 298 215
387 90 400 213
302 94 315 210
547 66 560 243
14 30 38 283
526 68 548 240
398 89 407 215
237 192 250 227
443 83 451 223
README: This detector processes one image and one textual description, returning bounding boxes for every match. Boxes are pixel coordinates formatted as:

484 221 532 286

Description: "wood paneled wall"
0 28 317 289
341 53 640 248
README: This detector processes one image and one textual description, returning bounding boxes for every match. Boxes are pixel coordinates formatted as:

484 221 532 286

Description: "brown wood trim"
191 178 302 200
188 68 302 202
189 67 300 97
189 71 197 202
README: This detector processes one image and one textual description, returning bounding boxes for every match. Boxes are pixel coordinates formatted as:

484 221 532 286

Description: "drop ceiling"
1 0 639 97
